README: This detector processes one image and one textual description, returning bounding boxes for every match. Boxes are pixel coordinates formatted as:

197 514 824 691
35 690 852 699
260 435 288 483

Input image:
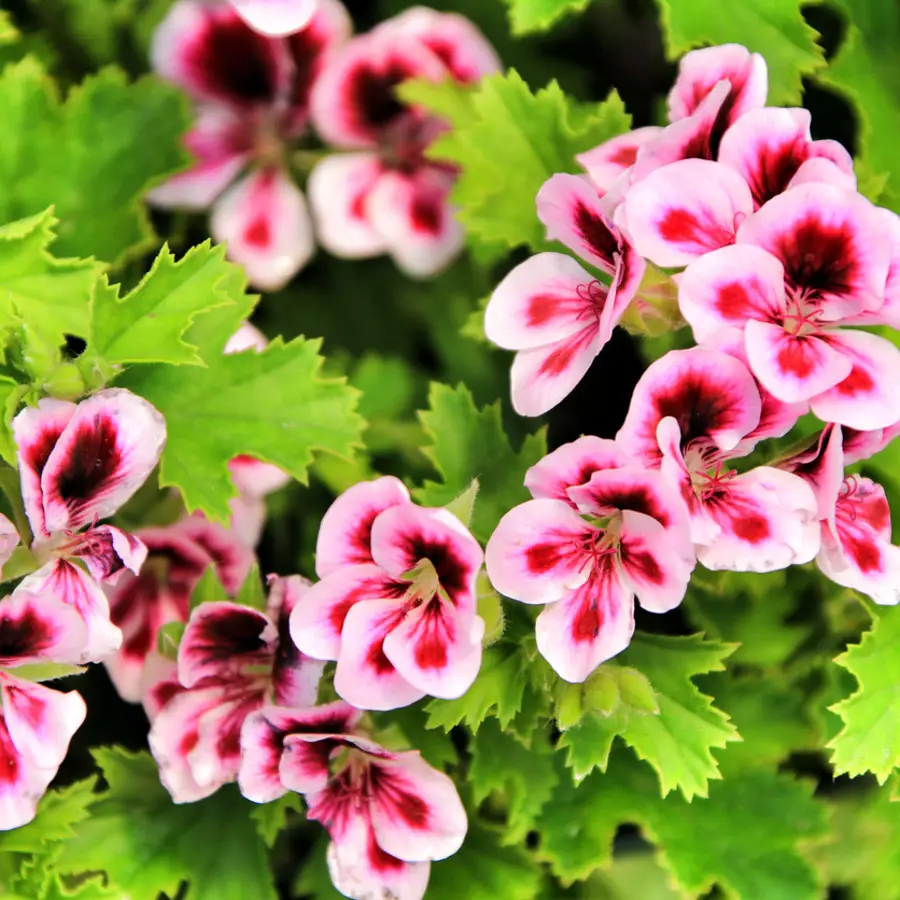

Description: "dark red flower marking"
574 202 618 266
526 543 563 574
244 216 272 248
55 415 122 514
0 719 19 785
0 608 53 664
774 218 857 299
369 765 430 828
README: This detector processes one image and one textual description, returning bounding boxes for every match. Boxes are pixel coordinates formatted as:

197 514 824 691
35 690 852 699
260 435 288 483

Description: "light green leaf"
373 704 458 769
118 337 364 522
55 748 276 900
415 382 545 544
502 0 592 35
0 59 188 264
653 0 825 105
12 662 86 683
157 620 186 660
400 73 631 250
0 779 97 853
235 563 267 612
189 565 231 611
250 793 303 849
829 603 900 782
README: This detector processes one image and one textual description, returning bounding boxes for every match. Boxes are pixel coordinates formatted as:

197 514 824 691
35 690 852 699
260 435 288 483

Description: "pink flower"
290 477 485 710
483 173 645 416
104 515 254 703
782 424 900 604
485 439 694 682
12 390 167 663
0 589 89 830
308 9 499 277
229 0 317 36
240 699 465 900
150 0 351 289
617 348 819 571
148 575 323 802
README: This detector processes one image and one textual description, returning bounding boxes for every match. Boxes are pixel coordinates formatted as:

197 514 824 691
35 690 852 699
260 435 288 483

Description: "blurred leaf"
0 779 97 852
250 793 303 849
502 0 592 34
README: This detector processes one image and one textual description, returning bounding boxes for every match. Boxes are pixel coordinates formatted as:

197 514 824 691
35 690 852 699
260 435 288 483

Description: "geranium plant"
0 1 900 898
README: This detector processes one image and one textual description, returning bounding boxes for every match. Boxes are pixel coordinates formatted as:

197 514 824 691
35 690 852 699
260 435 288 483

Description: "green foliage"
415 382 546 543
0 779 97 853
374 704 458 769
400 73 631 251
0 58 189 263
250 793 303 849
54 748 277 900
501 0 593 35
654 0 825 105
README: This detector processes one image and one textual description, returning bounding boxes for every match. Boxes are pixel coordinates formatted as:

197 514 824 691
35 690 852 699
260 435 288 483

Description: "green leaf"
235 563 267 612
118 336 364 522
0 59 190 263
373 704 458 769
157 620 186 660
250 793 303 849
815 0 900 212
0 378 25 465
55 748 276 900
469 719 559 843
829 603 900 782
0 779 97 852
501 0 592 35
415 382 546 543
88 242 237 368
12 662 86 683
189 565 231 611
0 12 18 45
400 73 631 250
653 0 825 105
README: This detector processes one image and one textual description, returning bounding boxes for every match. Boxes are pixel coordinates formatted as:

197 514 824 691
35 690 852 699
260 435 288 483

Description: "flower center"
575 280 608 318
781 288 824 337
400 558 441 610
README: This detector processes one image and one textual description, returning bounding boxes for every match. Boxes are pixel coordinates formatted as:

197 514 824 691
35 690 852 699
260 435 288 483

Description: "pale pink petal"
152 1 291 107
146 106 253 210
365 168 463 278
238 709 289 803
230 0 317 36
810 330 900 431
315 476 411 578
656 417 714 544
484 252 600 351
535 564 635 683
779 423 844 520
224 321 268 354
0 515 18 575
368 752 467 861
65 525 147 585
12 398 77 539
0 588 87 667
39 389 166 533
333 598 425 711
229 457 290 497
382 599 484 700
211 166 315 291
736 182 890 319
616 347 762 466
743 319 852 403
484 499 591 605
668 44 767 125
369 505 482 610
0 674 86 830
308 153 387 258
620 158 753 268
140 653 181 721
697 466 820 572
677 244 787 343
786 156 858 193
524 436 637 504
577 127 663 192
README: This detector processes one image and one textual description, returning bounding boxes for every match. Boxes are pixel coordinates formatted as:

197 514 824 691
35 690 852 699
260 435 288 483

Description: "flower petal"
779 424 844 520
229 0 317 36
0 515 19 577
576 127 663 192
65 525 147 585
211 166 315 291
0 588 87 668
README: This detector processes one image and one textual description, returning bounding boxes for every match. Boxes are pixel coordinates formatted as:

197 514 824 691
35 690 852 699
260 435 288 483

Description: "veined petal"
39 389 166 534
368 752 467 862
229 457 290 501
677 244 787 343
238 710 291 803
315 476 411 578
0 674 85 830
65 525 147 585
576 127 663 192
382 598 484 700
307 153 387 259
524 436 637 504
616 347 762 466
229 0 317 36
290 564 407 661
485 499 591 605
370 505 482 610
211 166 315 291
178 601 276 688
779 423 844 520
333 598 425 711
743 319 852 403
810 330 900 431
535 565 635 683
620 158 753 268
0 588 87 668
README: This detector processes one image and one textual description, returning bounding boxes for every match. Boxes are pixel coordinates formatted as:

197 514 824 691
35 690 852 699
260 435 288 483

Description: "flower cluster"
150 1 499 288
483 43 900 683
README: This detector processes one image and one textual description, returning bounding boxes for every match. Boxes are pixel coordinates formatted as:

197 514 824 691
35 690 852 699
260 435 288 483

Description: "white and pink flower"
229 0 317 36
290 477 485 709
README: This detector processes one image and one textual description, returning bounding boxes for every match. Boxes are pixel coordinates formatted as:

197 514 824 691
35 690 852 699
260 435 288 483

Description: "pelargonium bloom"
229 0 317 35
782 424 900 604
483 173 645 416
290 477 485 710
240 700 465 900
485 438 694 682
0 589 89 830
150 0 351 289
104 515 254 703
617 348 819 571
308 8 499 277
148 575 323 802
12 389 167 663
